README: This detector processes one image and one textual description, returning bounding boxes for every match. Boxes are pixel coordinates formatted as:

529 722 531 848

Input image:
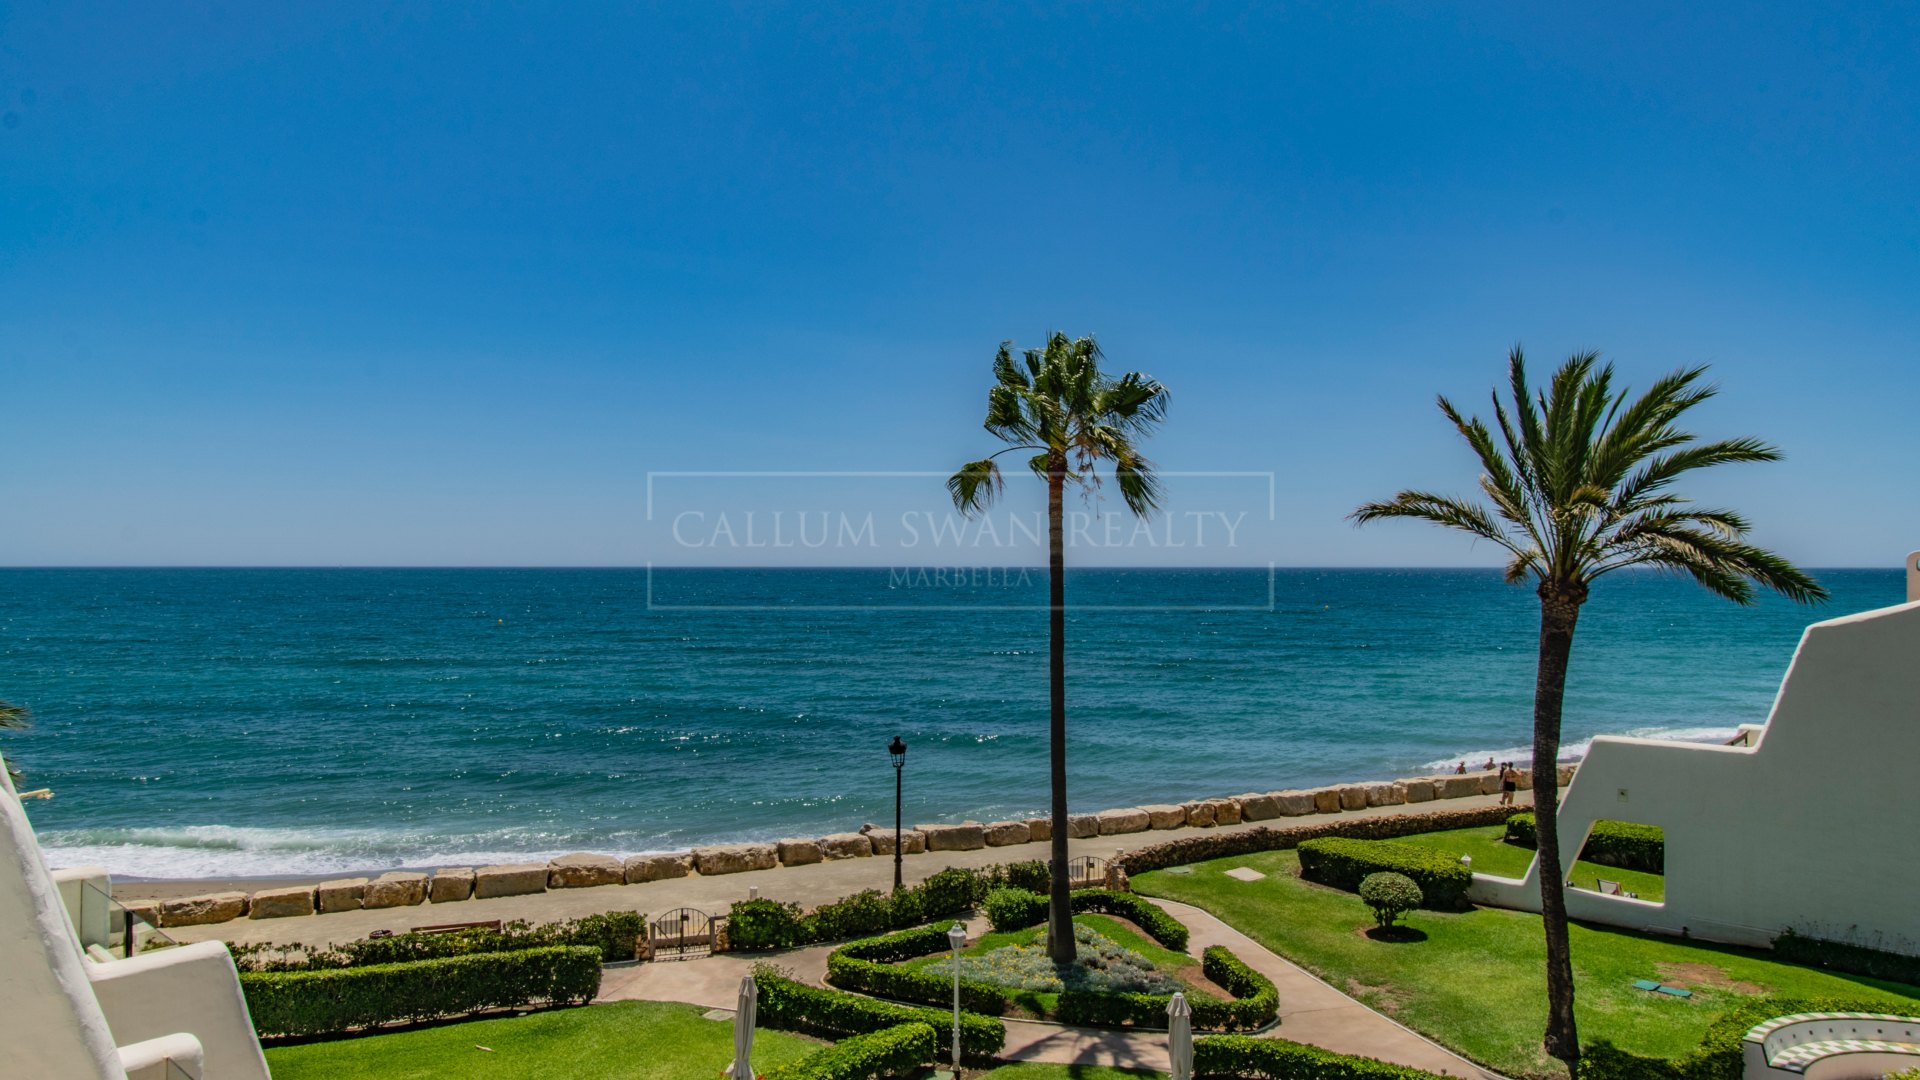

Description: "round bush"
1358 872 1423 928
982 887 1048 932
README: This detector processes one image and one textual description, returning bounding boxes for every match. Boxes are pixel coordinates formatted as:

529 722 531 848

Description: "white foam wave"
1418 725 1741 772
35 823 681 880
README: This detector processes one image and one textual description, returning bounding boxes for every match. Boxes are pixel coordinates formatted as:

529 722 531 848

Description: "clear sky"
2 3 1915 567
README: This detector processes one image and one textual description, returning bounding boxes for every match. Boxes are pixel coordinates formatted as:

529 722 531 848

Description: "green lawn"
263 1000 821 1080
1135 850 1920 1079
1389 824 1667 902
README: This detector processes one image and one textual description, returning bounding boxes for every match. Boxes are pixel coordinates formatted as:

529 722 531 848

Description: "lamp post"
889 736 907 891
946 921 967 1075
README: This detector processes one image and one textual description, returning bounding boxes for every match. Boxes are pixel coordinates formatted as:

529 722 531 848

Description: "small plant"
983 887 1048 932
1359 872 1423 928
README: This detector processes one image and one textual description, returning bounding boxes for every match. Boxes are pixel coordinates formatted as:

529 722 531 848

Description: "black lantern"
888 736 907 889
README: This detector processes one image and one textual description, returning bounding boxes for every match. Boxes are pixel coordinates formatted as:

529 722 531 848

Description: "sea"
0 567 1901 879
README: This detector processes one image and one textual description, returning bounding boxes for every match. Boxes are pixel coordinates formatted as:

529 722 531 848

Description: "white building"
1 759 271 1079
1471 552 1920 954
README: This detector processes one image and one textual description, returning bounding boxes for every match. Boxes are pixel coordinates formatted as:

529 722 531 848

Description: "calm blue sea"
0 567 1900 879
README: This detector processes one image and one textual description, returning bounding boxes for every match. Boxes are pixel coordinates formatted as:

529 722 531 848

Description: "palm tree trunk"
1532 584 1584 1067
1045 462 1076 963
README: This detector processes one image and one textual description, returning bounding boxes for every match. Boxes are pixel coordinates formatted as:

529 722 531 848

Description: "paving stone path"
598 903 1501 1079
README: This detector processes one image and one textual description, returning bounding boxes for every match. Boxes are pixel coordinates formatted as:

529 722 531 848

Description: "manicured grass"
1136 850 1920 1080
1389 824 1667 902
262 1000 821 1080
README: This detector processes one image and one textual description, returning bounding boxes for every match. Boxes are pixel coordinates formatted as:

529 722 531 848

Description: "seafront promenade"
145 790 1529 950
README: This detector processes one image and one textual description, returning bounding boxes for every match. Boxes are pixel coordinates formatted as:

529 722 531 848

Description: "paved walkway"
598 904 1500 1079
153 792 1527 951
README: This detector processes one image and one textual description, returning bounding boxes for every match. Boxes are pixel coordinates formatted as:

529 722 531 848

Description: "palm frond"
948 458 1003 517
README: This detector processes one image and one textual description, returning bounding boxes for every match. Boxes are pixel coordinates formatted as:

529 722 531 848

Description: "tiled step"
1768 1037 1920 1073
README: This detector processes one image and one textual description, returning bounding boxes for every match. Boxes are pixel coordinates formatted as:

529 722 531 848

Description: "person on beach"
1499 761 1518 805
1482 756 1496 771
1455 761 1467 774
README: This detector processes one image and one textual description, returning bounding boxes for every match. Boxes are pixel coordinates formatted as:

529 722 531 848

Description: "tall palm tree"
1353 348 1825 1068
950 332 1169 963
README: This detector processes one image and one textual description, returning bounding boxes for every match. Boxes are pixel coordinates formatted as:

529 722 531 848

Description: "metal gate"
649 907 717 960
1066 855 1109 890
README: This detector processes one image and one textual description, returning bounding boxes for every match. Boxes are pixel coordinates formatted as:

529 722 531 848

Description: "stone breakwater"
130 766 1567 930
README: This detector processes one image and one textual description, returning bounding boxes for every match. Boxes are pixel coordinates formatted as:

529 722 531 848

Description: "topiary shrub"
1358 872 1423 928
983 887 1049 932
729 898 808 950
240 945 601 1038
1296 838 1472 910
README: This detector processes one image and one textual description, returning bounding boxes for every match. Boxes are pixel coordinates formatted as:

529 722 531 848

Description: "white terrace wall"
1472 596 1920 952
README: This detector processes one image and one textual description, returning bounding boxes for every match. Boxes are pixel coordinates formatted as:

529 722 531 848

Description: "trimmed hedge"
764 1021 936 1080
1773 929 1920 987
1506 813 1665 873
1117 804 1512 876
1071 889 1189 952
1574 995 1906 1080
984 887 1050 932
827 925 1013 1015
825 922 1276 1032
1195 1034 1451 1078
1296 838 1472 910
754 965 1005 1064
732 865 1027 951
240 945 601 1038
232 911 646 971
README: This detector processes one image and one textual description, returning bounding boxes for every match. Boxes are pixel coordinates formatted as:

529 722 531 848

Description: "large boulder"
316 878 368 914
1439 776 1481 800
474 863 549 898
1557 764 1577 785
983 821 1033 846
862 828 927 856
1235 793 1281 821
1363 782 1403 808
693 844 778 875
124 899 161 928
917 823 986 852
547 853 623 889
777 838 823 866
1397 779 1436 804
1024 817 1053 842
1181 800 1216 828
365 871 429 908
1096 808 1151 835
625 853 694 884
160 891 248 927
1270 790 1316 816
1478 772 1503 796
1066 814 1101 839
1338 785 1369 811
1208 798 1243 826
820 833 874 859
1310 788 1343 814
247 886 315 920
1514 768 1534 791
428 868 475 903
1141 804 1187 829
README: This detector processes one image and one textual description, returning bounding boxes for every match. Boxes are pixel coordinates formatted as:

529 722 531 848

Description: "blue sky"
2 3 1915 567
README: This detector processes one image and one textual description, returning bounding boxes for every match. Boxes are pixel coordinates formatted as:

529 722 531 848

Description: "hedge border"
763 1021 936 1080
754 965 1006 1064
1115 804 1513 876
1506 813 1665 874
240 945 602 1038
1296 838 1473 911
1196 1034 1452 1079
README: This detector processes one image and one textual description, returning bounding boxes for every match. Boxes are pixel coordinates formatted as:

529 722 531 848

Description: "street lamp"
889 736 907 891
946 921 967 1075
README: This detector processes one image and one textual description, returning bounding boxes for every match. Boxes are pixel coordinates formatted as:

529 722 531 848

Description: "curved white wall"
1471 598 1920 953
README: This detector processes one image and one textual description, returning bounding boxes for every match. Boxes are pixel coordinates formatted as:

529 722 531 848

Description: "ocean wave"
1417 725 1742 772
35 823 682 880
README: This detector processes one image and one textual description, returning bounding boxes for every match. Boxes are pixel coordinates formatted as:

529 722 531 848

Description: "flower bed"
922 923 1182 994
